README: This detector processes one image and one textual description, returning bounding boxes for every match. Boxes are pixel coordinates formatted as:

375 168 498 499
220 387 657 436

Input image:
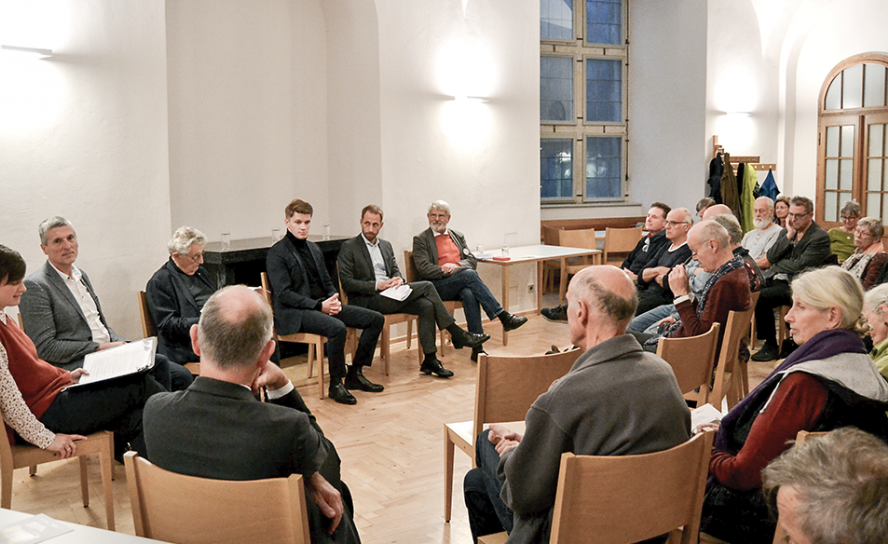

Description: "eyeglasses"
854 228 874 237
665 221 689 227
182 252 205 262
786 212 811 219
841 215 859 221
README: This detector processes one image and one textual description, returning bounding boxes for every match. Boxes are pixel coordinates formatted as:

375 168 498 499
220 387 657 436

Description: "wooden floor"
7 295 780 543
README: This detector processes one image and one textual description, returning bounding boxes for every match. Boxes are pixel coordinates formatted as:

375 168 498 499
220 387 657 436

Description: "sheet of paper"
71 337 156 387
690 403 723 433
0 514 73 544
381 285 412 301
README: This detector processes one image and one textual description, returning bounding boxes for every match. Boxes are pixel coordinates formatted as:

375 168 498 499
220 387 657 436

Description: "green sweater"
829 228 855 262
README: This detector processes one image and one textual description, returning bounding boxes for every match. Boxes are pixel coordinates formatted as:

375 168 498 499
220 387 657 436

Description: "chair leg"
79 456 90 507
444 428 454 522
100 443 115 531
306 342 315 379
316 342 325 400
29 465 36 476
2 462 13 509
406 320 412 350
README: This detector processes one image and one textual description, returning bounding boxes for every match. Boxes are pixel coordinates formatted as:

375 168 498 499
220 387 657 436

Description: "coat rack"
712 135 775 173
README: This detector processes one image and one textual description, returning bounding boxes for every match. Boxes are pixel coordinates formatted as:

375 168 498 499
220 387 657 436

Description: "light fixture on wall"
1 45 53 58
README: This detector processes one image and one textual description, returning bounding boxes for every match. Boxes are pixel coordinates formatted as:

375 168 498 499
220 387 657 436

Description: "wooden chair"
541 225 564 293
479 431 716 544
124 452 309 544
404 250 459 356
603 225 643 266
557 228 596 303
443 348 581 521
777 303 791 349
711 306 757 411
770 431 828 544
260 273 329 399
0 426 115 530
138 291 200 376
656 323 720 408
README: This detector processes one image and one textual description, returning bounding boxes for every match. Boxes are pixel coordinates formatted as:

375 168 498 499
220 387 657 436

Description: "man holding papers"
338 205 489 378
266 199 385 405
18 217 192 392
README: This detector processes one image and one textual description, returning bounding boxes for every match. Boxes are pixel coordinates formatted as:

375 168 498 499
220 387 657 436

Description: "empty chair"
603 225 643 265
656 322 720 407
124 452 310 544
557 228 597 303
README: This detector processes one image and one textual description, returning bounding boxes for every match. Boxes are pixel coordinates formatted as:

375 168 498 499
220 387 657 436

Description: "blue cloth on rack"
760 169 779 201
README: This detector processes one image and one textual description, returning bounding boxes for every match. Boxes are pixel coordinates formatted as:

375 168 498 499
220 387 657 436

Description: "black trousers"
298 305 384 379
366 281 455 355
754 280 791 345
38 373 166 454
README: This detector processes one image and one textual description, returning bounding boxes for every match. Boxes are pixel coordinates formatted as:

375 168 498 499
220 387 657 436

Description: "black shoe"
470 349 488 363
328 380 357 405
420 358 454 378
779 339 798 360
544 345 560 355
751 342 779 362
450 328 490 350
541 305 567 323
499 312 528 332
344 366 384 393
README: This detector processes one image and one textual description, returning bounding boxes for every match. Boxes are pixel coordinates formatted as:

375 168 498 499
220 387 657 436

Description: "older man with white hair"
741 197 783 268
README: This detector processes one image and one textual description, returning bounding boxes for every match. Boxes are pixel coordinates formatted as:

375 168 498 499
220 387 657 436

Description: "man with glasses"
542 202 671 322
19 217 193 391
634 208 693 314
751 196 830 361
146 226 216 367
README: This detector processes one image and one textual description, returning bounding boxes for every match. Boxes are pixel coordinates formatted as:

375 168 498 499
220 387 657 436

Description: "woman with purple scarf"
700 267 888 544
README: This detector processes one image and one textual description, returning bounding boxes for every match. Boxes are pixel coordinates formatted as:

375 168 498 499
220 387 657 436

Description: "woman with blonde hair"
841 216 887 290
701 266 888 544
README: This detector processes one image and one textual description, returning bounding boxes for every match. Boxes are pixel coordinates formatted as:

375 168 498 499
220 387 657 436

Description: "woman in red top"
0 245 162 459
700 266 888 544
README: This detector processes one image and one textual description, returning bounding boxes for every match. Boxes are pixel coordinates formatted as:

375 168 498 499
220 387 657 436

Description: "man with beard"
741 197 783 268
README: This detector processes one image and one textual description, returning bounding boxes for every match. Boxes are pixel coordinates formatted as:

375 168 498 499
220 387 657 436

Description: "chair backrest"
656 323 720 407
137 291 158 338
474 349 581 435
404 250 418 283
259 272 284 340
125 452 310 544
603 226 643 262
557 228 596 251
711 305 756 409
550 431 715 544
542 225 563 246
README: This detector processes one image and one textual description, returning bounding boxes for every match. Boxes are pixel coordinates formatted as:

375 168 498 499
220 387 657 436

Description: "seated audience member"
751 196 831 361
541 202 670 322
463 266 690 543
774 195 790 228
701 203 733 219
143 285 361 544
741 196 782 268
413 200 526 361
762 427 888 544
701 266 888 544
0 245 164 460
695 197 716 220
863 283 888 381
19 217 192 391
634 208 693 314
841 217 887 291
636 220 752 353
145 226 214 366
266 199 385 405
338 205 488 379
828 200 861 263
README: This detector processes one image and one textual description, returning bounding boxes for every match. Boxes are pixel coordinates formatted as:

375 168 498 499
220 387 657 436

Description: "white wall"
0 0 171 337
629 0 709 213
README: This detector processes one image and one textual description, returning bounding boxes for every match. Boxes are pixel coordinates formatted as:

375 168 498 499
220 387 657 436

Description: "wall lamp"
1 45 53 58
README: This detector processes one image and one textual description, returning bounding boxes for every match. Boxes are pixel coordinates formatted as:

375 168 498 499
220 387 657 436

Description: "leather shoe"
328 381 357 405
541 305 568 323
450 328 490 350
470 349 488 363
420 358 454 378
751 341 779 362
344 367 384 393
499 312 528 332
779 339 798 360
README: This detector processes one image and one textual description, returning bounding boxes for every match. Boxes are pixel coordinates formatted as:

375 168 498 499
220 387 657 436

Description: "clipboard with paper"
68 337 157 388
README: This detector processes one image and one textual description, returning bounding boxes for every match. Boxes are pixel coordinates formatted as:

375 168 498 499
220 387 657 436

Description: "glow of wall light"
440 97 490 151
437 38 495 100
0 52 65 133
716 112 754 152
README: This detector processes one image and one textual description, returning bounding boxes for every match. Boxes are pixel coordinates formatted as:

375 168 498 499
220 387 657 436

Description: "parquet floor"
7 295 780 543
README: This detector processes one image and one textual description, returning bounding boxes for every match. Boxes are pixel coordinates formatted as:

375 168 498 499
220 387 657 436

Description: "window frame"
541 0 629 206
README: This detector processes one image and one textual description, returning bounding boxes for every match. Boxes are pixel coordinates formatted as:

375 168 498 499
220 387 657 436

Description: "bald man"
702 203 733 219
463 266 690 543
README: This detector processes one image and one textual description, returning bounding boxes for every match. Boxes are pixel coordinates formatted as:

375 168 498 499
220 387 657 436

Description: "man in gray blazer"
413 200 526 361
338 205 489 378
18 217 192 391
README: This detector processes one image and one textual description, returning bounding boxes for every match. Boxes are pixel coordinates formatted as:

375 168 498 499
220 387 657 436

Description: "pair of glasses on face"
665 221 688 227
182 252 205 262
841 215 859 222
786 212 810 219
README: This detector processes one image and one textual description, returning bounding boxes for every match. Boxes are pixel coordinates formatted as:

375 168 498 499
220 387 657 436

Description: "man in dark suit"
412 200 526 362
751 196 831 361
145 226 215 365
266 199 384 405
143 285 361 544
19 216 192 391
338 205 489 378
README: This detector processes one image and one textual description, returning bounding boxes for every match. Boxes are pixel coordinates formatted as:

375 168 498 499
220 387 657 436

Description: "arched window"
818 53 888 226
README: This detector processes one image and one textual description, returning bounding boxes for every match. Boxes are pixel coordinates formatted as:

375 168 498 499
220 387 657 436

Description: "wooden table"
0 508 160 543
478 244 601 345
